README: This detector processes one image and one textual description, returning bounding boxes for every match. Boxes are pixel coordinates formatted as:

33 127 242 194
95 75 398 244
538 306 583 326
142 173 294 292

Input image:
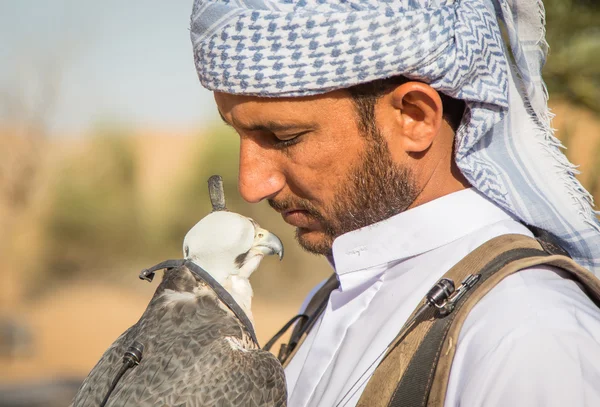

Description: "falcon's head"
182 210 283 319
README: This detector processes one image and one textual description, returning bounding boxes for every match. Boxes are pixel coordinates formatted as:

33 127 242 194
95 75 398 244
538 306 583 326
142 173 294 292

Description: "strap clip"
431 274 481 316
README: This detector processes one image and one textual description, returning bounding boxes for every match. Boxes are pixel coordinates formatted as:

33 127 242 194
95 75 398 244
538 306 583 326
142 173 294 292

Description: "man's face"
215 90 418 256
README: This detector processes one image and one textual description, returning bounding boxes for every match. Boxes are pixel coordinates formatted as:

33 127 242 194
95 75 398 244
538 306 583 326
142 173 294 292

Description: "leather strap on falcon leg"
263 314 308 353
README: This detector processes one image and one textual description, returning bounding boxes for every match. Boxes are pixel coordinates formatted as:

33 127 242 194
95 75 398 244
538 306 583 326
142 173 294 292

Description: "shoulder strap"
264 273 339 366
424 238 600 407
358 233 600 407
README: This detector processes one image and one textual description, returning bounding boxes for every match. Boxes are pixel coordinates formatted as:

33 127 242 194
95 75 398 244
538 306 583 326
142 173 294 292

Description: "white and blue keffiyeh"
190 0 600 274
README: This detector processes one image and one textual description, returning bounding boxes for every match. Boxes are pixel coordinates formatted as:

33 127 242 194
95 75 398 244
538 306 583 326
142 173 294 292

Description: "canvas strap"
358 233 600 406
423 242 600 406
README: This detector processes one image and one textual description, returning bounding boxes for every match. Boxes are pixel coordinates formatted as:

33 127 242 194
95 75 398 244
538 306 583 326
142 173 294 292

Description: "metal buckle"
427 274 481 316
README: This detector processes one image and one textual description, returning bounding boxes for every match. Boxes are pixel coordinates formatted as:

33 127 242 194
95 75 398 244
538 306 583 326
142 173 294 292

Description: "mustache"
269 197 337 238
268 197 324 221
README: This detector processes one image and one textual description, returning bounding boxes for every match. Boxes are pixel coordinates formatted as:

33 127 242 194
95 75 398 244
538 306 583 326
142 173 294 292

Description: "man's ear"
386 82 443 153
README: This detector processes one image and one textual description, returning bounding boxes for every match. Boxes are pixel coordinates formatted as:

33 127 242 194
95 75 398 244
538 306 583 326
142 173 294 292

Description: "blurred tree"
163 127 243 248
40 129 144 281
544 0 600 216
0 59 61 310
544 0 600 112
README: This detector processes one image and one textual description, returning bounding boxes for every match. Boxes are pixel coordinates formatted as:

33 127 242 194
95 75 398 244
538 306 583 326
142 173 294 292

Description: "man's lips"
281 209 320 229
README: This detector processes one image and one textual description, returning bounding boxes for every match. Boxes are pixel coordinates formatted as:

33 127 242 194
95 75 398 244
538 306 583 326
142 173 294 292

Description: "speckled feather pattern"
71 265 287 407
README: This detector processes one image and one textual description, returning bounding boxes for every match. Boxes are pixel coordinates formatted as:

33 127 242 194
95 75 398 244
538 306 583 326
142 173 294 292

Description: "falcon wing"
71 265 287 407
101 334 287 407
72 305 286 406
177 339 287 407
70 326 139 407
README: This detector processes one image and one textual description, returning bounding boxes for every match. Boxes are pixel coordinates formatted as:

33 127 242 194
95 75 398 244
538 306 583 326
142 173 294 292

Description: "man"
190 0 600 406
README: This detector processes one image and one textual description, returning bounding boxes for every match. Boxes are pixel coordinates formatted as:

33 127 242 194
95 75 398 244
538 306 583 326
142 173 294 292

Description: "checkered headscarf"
190 0 600 275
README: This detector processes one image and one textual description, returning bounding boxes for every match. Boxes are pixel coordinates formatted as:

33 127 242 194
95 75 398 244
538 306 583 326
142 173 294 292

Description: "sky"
0 0 218 135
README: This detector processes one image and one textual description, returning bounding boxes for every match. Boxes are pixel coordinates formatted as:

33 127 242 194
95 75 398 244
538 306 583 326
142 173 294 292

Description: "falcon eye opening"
257 233 264 238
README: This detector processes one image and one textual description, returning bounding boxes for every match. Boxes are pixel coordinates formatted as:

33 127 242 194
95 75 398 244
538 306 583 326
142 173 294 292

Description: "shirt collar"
331 188 519 279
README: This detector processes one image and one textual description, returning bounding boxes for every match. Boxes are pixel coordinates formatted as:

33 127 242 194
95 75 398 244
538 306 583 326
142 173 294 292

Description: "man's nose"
238 139 285 203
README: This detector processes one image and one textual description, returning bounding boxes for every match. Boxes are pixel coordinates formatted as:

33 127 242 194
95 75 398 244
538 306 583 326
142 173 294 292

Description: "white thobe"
285 188 600 407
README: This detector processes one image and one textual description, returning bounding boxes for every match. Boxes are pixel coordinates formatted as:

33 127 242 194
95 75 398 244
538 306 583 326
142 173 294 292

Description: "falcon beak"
255 228 284 261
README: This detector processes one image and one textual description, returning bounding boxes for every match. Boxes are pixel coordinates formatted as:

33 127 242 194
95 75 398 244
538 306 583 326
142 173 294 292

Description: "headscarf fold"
191 0 600 275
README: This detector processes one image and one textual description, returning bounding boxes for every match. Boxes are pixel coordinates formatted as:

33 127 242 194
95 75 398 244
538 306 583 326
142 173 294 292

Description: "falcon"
71 176 287 407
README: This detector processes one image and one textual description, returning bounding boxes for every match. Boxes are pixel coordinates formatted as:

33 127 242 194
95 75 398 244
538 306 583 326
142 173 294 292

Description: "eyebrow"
218 110 317 133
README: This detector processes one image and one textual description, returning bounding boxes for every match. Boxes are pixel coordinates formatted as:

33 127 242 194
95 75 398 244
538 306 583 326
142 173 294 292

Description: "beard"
268 127 419 256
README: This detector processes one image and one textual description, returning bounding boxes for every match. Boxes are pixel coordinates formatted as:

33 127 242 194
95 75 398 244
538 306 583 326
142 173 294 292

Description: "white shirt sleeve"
445 266 600 407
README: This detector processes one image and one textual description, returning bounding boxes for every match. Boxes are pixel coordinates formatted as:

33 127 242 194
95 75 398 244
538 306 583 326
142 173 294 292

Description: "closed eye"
271 131 310 149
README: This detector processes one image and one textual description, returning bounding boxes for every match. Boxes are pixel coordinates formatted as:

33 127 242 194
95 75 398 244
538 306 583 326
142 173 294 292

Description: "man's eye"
272 131 309 148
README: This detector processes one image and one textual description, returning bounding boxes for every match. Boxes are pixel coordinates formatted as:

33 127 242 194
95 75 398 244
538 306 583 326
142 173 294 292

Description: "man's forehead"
214 90 348 108
214 90 353 128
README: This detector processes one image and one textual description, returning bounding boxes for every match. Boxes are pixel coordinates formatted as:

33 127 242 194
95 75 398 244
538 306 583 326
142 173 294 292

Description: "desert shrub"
544 0 600 112
41 130 144 279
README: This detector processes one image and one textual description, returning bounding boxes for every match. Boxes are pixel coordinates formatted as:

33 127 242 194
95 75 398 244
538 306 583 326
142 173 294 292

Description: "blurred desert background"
1 1 599 406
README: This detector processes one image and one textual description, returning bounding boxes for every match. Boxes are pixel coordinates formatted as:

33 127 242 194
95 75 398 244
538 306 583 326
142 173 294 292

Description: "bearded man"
189 0 600 406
